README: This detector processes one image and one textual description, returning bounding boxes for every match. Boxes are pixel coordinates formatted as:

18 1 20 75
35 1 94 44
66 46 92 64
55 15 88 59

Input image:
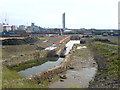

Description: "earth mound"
2 37 40 45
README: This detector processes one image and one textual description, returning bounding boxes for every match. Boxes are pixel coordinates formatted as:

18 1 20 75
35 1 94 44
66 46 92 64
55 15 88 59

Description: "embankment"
86 38 120 88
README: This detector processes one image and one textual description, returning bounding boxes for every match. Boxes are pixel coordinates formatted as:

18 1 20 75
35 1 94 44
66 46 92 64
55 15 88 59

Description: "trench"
18 40 97 88
18 58 64 77
18 40 80 77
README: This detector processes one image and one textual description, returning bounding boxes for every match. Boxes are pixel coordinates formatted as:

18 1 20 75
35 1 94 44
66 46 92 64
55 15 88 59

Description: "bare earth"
49 45 97 88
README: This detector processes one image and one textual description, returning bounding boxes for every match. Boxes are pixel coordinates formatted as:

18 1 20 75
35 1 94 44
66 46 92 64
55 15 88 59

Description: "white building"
19 25 26 30
3 25 11 31
26 23 45 32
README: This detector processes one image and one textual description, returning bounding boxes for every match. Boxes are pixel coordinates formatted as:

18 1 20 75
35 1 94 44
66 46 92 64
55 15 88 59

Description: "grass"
2 44 37 59
107 36 119 44
87 40 120 87
88 41 119 75
8 57 58 71
37 36 51 40
2 66 41 88
74 44 89 58
2 56 59 88
2 36 51 59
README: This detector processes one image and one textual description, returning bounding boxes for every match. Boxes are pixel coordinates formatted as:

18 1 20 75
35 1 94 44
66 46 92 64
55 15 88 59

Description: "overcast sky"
0 0 119 29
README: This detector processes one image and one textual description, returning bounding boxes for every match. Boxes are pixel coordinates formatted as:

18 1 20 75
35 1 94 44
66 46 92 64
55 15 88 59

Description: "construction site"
0 6 120 89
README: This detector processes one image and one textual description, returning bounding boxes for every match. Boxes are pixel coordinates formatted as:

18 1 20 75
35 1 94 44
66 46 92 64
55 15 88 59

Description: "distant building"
26 23 39 32
31 23 35 26
19 25 26 30
11 25 17 31
14 30 26 35
3 25 11 31
26 26 32 33
64 29 72 32
80 28 86 30
26 23 46 33
0 23 3 32
70 35 80 40
45 28 63 34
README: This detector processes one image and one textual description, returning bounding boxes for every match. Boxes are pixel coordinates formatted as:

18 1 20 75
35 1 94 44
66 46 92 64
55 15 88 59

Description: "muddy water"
18 40 80 77
18 58 64 77
49 46 97 88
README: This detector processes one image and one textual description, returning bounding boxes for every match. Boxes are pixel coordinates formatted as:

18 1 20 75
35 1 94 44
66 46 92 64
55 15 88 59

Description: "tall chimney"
62 13 65 29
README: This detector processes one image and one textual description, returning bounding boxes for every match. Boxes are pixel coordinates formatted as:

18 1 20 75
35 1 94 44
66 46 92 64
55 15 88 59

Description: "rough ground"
49 45 97 88
88 41 120 88
2 37 41 45
2 36 67 59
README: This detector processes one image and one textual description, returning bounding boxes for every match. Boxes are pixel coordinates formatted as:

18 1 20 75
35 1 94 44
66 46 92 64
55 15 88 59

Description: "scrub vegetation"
87 39 120 88
2 66 41 88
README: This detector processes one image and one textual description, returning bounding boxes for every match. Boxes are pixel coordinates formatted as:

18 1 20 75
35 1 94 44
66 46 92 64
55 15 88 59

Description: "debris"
68 65 74 69
59 75 67 79
80 40 86 44
48 77 53 82
37 81 41 85
77 46 87 49
20 54 25 56
60 79 64 82
93 62 96 64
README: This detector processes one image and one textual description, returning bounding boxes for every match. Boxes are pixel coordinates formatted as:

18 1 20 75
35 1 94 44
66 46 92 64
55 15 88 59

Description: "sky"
0 0 119 29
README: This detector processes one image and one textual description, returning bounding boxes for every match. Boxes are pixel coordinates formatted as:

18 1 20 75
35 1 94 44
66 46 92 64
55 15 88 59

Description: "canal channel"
18 40 97 88
18 40 80 77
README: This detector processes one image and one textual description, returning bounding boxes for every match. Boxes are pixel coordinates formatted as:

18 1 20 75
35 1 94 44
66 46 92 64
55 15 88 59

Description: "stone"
60 79 64 82
59 75 67 79
21 54 24 56
93 62 96 64
69 66 74 69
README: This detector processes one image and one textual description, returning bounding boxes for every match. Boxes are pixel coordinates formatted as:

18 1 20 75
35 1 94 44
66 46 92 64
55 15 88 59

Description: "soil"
2 37 41 45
